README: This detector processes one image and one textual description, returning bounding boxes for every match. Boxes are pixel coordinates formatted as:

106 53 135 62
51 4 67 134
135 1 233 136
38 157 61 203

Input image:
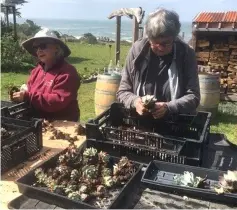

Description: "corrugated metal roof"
224 11 237 22
193 11 237 23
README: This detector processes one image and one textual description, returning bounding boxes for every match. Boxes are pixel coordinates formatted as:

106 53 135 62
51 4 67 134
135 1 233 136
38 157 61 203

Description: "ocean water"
16 18 192 42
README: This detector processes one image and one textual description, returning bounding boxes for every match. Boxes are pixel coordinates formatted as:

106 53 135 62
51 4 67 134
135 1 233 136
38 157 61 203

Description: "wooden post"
115 16 121 65
182 32 185 40
6 6 9 27
139 26 143 39
12 5 17 40
132 16 139 43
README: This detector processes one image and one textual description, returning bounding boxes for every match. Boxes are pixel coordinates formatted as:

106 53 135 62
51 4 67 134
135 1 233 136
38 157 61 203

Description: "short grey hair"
145 8 181 39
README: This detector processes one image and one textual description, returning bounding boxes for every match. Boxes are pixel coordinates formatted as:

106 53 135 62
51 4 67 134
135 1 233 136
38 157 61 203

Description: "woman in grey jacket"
117 8 200 119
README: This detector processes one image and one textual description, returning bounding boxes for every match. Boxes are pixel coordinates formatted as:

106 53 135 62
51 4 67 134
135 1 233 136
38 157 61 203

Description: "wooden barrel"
95 74 121 116
198 73 220 117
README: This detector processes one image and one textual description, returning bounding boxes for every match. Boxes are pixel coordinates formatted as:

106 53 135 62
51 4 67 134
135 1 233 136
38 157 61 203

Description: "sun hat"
21 28 71 57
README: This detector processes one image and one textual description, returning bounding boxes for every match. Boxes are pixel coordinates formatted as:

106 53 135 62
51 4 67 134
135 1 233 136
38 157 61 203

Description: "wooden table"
1 123 237 209
0 121 86 210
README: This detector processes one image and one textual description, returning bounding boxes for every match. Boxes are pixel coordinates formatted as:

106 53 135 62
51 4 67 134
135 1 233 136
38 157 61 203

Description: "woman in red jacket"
12 28 81 122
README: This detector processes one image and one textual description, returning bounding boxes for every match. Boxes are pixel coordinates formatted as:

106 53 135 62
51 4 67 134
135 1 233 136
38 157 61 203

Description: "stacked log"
196 36 237 94
226 37 237 93
196 39 210 63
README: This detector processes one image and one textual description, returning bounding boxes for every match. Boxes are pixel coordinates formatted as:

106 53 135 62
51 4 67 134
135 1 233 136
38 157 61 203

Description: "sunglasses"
32 43 51 51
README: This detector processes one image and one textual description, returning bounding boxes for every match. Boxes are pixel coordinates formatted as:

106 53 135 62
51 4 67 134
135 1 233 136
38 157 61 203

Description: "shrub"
79 33 98 44
1 33 35 72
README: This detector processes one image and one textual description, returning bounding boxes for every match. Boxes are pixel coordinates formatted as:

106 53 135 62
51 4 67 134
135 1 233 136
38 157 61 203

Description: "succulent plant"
80 193 89 201
82 165 98 179
34 145 137 207
74 123 86 135
68 144 79 157
215 170 237 194
70 169 79 180
83 148 98 165
174 171 209 188
141 95 157 110
78 184 88 194
53 185 66 195
101 168 112 177
113 164 119 176
58 154 67 164
119 156 130 167
65 184 78 194
83 148 97 156
52 168 60 179
102 176 113 187
35 168 48 185
56 165 70 175
98 151 110 164
96 185 106 194
68 191 82 201
9 86 20 100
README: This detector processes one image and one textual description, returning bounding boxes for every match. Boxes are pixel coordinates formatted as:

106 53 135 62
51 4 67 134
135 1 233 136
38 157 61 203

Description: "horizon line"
16 17 192 23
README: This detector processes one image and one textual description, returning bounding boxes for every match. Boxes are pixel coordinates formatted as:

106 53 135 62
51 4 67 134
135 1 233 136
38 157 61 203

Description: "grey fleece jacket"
116 37 200 114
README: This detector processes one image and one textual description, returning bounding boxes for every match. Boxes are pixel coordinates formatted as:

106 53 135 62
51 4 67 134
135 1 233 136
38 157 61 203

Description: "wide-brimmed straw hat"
21 28 71 57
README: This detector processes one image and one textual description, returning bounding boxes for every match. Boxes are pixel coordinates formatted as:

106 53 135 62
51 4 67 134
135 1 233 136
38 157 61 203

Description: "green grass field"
66 42 130 77
1 42 237 144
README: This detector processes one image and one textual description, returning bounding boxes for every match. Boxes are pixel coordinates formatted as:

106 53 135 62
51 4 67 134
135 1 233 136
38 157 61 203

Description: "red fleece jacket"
24 59 81 121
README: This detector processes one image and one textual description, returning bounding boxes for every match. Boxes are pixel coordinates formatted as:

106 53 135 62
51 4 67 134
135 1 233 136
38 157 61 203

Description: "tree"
1 0 28 19
18 19 41 36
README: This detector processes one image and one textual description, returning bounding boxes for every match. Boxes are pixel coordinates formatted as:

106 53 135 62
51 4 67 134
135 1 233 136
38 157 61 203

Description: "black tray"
1 117 43 174
16 148 143 209
86 103 211 163
87 139 201 166
141 160 237 204
8 195 65 209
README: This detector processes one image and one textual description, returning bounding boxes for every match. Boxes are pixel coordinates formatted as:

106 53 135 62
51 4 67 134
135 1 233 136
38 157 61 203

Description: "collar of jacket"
37 57 65 72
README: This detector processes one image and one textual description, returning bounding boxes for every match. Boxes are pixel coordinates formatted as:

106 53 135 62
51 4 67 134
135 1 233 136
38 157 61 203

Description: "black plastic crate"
86 103 211 165
1 117 43 174
16 148 143 209
87 139 201 166
141 160 237 205
86 103 211 152
1 100 30 119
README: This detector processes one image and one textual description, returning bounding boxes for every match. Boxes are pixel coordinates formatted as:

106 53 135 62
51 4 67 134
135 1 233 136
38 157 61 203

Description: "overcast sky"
16 0 237 21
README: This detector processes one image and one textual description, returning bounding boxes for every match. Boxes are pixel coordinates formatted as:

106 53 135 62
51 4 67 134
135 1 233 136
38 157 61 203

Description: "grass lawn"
1 42 237 144
66 42 131 77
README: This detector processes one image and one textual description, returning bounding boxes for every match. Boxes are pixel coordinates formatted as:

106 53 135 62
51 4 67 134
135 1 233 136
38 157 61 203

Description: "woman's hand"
134 97 149 115
12 91 26 103
152 102 168 119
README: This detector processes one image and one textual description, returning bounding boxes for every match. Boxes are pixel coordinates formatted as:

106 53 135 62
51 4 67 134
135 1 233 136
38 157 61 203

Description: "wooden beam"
232 22 235 29
115 16 121 65
12 5 17 40
132 16 139 43
218 22 222 29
